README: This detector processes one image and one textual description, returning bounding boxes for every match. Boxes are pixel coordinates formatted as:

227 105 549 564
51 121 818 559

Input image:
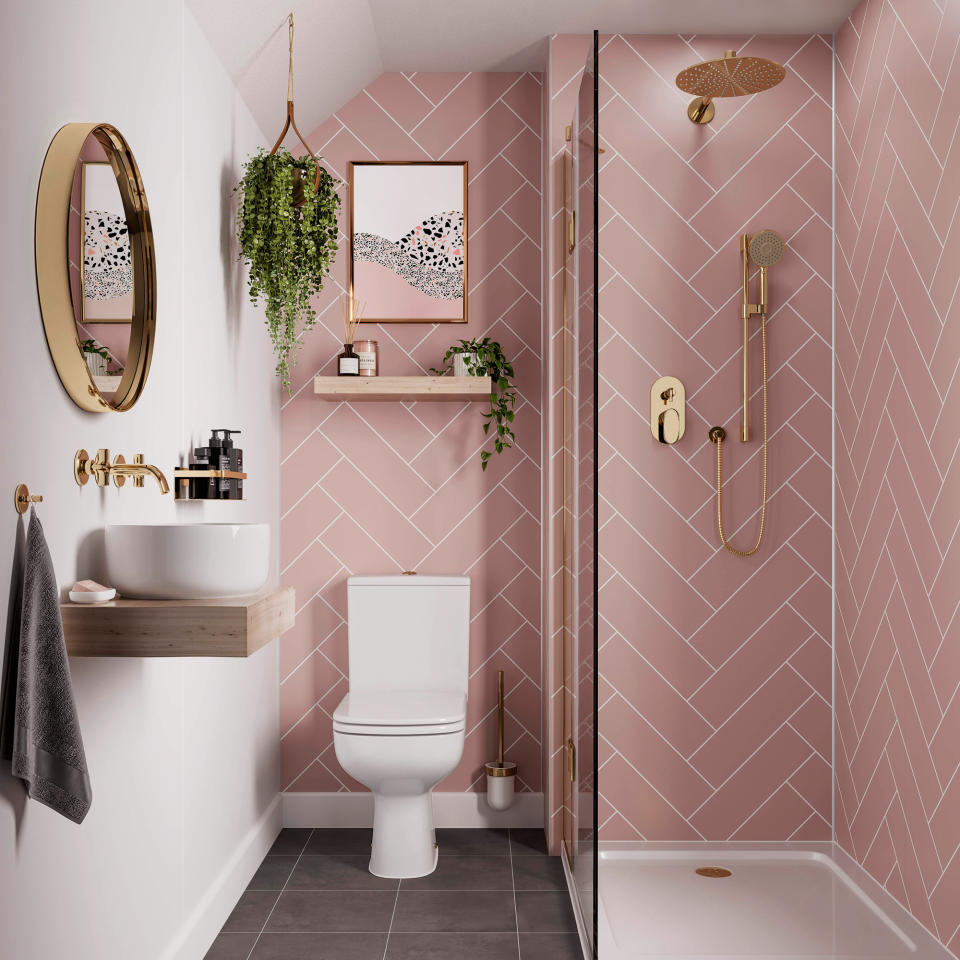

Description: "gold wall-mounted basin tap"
74 449 170 494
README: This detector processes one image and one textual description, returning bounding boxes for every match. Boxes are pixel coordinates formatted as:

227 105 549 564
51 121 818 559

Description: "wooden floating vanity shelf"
60 586 295 658
314 375 492 402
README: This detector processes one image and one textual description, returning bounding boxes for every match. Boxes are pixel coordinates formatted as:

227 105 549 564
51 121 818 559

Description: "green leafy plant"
236 148 340 390
80 339 123 375
80 339 109 363
432 337 517 470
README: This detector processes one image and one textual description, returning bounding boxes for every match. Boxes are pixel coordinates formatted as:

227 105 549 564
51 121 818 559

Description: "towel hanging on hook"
269 12 323 206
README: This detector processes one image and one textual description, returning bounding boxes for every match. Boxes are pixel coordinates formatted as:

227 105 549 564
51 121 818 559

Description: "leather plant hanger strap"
269 13 322 196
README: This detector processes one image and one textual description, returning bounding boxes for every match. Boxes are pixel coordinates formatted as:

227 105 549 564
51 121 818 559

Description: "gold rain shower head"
676 50 786 124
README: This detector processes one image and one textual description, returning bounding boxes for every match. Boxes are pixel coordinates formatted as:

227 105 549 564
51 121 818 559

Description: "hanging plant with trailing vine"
431 337 517 471
236 148 340 390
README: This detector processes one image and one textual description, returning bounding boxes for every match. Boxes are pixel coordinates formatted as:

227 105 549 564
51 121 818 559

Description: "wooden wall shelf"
60 586 295 658
314 375 491 401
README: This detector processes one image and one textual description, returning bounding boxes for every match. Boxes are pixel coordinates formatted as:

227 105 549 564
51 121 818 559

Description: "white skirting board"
163 795 282 960
282 791 546 828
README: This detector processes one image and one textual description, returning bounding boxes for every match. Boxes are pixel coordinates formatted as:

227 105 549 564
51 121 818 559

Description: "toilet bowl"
333 690 466 878
333 574 470 879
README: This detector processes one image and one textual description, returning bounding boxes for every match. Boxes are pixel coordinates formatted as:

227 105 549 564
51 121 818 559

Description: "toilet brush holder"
485 669 517 810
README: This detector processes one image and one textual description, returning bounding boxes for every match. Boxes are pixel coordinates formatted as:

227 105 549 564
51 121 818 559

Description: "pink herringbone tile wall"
835 0 960 952
279 73 543 796
593 36 833 841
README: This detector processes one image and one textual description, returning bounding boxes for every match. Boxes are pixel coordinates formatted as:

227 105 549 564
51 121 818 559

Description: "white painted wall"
0 3 282 958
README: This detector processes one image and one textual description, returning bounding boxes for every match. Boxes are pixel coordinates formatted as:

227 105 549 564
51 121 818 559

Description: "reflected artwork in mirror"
36 123 155 412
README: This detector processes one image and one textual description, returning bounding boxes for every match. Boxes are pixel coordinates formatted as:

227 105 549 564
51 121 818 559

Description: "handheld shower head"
748 230 785 268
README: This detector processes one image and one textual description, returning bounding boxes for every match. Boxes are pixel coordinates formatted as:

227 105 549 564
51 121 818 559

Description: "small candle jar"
354 339 379 377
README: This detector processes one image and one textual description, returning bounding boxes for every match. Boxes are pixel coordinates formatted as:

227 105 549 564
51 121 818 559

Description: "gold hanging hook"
288 13 295 103
269 10 324 204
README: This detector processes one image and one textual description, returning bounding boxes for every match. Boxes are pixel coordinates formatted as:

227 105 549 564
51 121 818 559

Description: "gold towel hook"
14 483 43 515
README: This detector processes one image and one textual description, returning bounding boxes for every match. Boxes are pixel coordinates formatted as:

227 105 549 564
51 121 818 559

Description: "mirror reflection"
68 132 132 402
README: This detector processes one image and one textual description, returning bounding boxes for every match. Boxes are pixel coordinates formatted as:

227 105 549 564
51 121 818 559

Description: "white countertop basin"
105 523 270 599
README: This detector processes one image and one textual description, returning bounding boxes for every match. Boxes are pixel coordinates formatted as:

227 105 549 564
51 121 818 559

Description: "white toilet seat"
333 690 466 736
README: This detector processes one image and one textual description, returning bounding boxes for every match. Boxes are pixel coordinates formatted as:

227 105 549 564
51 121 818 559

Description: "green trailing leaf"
430 337 518 471
236 149 340 391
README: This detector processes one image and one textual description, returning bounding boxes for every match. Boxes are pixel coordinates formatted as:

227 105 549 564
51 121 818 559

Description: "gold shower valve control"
651 376 686 444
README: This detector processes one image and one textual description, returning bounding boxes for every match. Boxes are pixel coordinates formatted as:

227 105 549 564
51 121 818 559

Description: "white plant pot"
85 352 107 377
453 352 480 377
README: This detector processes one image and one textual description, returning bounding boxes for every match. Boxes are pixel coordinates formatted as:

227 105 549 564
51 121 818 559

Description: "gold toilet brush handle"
497 670 504 767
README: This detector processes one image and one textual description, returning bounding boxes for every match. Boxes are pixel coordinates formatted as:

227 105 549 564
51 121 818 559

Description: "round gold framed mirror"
35 123 155 412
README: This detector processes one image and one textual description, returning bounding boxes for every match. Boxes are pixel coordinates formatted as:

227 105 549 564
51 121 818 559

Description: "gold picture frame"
349 161 468 324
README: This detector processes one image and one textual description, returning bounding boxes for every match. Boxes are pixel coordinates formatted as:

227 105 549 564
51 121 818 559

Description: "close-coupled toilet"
333 574 469 879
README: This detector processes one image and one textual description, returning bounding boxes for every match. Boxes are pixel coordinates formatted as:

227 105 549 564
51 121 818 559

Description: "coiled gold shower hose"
709 312 768 557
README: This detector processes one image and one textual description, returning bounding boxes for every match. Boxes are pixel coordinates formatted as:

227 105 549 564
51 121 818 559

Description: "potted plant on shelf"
235 148 340 391
80 339 123 378
432 337 517 471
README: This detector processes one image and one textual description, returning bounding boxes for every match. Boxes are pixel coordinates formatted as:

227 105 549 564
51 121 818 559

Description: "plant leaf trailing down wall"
236 148 340 390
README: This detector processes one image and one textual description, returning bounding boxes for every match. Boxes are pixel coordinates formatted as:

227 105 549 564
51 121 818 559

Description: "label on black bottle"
339 357 359 375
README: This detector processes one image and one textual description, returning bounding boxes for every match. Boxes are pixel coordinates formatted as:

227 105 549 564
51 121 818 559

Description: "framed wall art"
349 161 467 323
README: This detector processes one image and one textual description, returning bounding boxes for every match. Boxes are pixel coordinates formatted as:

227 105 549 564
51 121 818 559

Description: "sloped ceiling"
190 0 859 139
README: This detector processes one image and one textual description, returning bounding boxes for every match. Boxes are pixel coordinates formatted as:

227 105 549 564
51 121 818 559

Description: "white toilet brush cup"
485 760 517 809
485 669 517 810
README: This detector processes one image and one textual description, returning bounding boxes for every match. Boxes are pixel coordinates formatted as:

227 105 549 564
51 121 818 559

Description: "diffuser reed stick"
340 293 365 346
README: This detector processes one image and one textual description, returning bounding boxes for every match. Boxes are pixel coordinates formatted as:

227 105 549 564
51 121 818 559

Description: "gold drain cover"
696 866 732 878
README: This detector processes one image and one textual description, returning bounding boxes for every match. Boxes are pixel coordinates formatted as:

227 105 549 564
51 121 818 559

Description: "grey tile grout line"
244 829 315 960
509 829 522 959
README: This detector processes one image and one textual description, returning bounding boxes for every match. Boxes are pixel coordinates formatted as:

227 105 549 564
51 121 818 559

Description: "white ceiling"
189 0 860 140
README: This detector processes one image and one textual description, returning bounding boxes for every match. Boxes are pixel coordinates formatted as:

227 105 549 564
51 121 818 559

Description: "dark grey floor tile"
510 828 549 856
515 892 577 933
435 827 509 855
402 854 513 891
288 854 398 890
251 931 388 959
513 855 567 891
204 931 258 959
222 890 279 932
387 932 520 959
267 828 312 856
391 891 517 932
248 855 298 891
304 827 373 855
519 933 583 960
266 890 397 932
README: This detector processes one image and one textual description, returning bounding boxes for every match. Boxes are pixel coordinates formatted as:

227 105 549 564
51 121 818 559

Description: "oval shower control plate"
651 376 686 444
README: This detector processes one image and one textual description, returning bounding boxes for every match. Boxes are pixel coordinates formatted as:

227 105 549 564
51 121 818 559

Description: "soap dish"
69 587 117 604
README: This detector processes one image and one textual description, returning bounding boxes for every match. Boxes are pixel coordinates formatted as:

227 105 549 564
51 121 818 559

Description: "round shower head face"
676 54 786 99
748 230 785 267
677 50 786 124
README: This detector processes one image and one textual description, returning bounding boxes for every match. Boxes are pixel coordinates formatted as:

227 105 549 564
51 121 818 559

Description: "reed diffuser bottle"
337 293 365 376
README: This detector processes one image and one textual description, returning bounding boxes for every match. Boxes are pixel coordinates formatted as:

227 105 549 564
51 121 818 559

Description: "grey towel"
11 512 91 823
